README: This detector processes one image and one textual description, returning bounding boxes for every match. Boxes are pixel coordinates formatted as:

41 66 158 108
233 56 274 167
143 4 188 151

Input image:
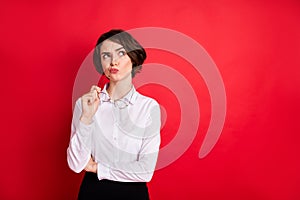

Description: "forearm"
96 117 161 182
67 131 91 173
98 157 158 182
67 86 100 173
67 116 94 173
96 137 160 183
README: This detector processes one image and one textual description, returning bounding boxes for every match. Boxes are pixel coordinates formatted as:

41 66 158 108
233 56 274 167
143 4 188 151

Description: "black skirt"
78 172 150 200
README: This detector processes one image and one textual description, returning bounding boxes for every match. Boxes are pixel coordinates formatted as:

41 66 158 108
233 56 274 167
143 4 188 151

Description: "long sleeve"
96 103 161 182
67 99 94 173
67 86 161 182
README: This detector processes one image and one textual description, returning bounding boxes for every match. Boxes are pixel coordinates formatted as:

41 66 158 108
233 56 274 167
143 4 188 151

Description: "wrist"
80 115 93 125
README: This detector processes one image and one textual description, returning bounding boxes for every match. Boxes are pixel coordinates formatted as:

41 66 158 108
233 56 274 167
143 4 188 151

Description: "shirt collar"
100 83 137 105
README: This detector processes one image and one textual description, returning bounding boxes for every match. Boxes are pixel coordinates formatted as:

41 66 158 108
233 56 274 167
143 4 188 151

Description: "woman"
67 29 161 199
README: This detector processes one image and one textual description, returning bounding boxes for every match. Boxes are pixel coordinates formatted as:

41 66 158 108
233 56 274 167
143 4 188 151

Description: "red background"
1 0 300 199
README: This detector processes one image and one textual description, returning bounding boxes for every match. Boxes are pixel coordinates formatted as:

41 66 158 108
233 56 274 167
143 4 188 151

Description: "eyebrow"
115 47 125 51
101 47 125 54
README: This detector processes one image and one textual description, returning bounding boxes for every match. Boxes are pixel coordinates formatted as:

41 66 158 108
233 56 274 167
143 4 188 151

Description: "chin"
111 73 132 82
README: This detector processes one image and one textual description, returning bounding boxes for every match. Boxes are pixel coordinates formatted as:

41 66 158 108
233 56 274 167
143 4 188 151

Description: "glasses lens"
115 100 128 109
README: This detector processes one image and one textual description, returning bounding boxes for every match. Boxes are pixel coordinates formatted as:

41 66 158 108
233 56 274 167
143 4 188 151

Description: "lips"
109 68 119 74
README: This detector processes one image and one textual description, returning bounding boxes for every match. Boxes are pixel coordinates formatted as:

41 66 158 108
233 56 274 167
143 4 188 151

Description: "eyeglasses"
99 91 132 109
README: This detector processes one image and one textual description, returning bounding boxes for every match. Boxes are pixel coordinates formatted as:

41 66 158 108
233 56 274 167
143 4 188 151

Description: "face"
100 40 133 82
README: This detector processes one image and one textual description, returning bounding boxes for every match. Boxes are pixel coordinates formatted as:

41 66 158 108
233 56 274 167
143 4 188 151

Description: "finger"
82 94 95 104
84 166 91 172
95 86 101 93
89 86 101 100
90 85 96 92
90 85 101 93
92 90 98 100
87 90 98 103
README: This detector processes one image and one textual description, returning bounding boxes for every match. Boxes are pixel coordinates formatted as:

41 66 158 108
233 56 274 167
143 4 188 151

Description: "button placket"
112 106 120 162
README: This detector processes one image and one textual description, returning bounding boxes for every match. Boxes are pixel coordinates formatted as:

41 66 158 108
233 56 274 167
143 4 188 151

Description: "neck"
107 77 133 100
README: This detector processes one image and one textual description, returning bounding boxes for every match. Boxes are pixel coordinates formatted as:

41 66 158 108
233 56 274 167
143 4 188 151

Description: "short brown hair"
93 29 147 77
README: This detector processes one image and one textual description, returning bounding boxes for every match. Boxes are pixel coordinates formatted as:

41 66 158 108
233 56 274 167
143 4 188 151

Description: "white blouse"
67 85 161 182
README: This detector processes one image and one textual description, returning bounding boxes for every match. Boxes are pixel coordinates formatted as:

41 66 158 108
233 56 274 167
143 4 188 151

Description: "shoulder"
134 92 161 126
135 91 160 108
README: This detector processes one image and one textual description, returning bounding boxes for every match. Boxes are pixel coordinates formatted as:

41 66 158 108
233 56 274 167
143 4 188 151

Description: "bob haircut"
93 29 147 77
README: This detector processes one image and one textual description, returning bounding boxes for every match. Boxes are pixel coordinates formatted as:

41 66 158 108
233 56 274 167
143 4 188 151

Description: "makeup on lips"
110 68 119 74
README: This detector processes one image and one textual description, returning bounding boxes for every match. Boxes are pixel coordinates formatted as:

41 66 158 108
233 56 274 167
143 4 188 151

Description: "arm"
97 134 160 182
66 99 93 173
67 86 101 173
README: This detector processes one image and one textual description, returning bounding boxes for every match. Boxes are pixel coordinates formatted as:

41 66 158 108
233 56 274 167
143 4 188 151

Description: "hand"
80 85 101 124
84 157 97 173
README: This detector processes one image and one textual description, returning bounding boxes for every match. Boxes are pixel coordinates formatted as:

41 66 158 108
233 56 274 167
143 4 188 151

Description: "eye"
118 50 126 57
102 53 110 60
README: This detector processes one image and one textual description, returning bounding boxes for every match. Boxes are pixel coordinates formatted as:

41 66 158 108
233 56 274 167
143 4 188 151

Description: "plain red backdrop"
1 0 300 199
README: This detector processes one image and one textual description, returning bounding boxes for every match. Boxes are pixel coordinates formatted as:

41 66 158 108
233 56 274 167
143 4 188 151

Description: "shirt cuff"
78 120 94 132
97 162 110 180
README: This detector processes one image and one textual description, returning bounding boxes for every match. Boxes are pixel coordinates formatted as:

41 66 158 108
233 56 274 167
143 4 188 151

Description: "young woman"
67 29 161 199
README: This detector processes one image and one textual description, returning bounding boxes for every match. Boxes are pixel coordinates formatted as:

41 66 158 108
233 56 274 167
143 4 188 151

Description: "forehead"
100 40 124 52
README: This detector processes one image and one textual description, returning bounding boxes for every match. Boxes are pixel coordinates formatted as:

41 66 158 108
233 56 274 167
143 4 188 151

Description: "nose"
110 55 119 66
